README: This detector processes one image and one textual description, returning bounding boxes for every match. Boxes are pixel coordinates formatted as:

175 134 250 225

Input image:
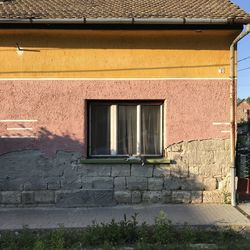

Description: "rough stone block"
0 177 24 191
0 178 7 191
23 179 47 191
60 176 82 190
142 191 162 203
167 143 182 152
148 177 164 191
191 191 203 204
192 151 215 165
162 191 172 203
172 191 191 203
0 150 43 178
203 191 224 204
214 150 230 166
186 151 200 165
131 191 141 204
1 191 21 204
199 164 221 178
187 140 198 151
114 191 131 204
225 139 230 151
164 177 182 190
34 191 55 204
81 178 93 189
43 163 64 178
62 165 79 178
203 178 217 191
79 165 111 177
126 177 147 191
60 165 82 188
221 164 231 177
22 191 35 204
89 177 113 189
131 165 153 177
46 177 61 190
201 140 220 151
218 175 231 193
181 177 204 191
112 165 130 177
55 151 81 166
205 152 216 165
153 165 170 177
170 164 188 178
55 190 114 207
215 140 227 150
167 151 183 161
189 165 200 176
114 177 126 190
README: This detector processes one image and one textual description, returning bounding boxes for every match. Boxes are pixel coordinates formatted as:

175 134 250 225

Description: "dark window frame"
88 100 164 158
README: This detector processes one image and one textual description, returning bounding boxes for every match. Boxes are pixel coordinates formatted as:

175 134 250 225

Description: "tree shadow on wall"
0 126 84 157
0 126 230 212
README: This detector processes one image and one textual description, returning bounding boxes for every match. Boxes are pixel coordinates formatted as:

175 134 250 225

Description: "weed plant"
0 211 248 250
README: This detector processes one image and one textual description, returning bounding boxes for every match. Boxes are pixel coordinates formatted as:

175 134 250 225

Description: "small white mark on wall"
212 122 231 134
16 49 24 56
0 120 38 122
218 68 225 74
16 43 24 56
7 127 33 131
0 119 38 138
212 122 230 126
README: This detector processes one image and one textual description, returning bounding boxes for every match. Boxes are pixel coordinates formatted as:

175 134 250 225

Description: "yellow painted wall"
0 29 241 78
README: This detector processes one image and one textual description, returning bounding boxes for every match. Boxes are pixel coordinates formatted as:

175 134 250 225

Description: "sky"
232 0 250 99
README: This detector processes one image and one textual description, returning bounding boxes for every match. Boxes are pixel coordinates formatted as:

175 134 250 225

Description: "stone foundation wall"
0 139 230 207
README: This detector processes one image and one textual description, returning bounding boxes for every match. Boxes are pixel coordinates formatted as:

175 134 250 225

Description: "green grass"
0 212 249 250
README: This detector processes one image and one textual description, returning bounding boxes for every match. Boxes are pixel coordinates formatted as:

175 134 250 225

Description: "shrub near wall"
0 213 249 250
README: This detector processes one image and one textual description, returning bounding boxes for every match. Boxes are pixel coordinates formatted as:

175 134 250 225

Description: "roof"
238 99 250 106
0 0 249 24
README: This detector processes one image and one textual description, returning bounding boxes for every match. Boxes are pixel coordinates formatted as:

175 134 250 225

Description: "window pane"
90 104 110 155
118 105 137 155
141 105 161 155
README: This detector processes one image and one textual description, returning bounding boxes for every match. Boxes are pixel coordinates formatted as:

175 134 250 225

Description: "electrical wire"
238 66 250 72
238 55 250 63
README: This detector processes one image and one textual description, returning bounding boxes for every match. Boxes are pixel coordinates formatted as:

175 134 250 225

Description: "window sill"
80 158 170 165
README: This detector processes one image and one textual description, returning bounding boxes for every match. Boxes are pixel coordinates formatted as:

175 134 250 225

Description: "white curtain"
141 105 160 155
117 105 137 155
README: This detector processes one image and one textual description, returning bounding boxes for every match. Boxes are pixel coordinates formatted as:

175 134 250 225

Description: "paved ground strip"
0 204 249 230
238 203 250 218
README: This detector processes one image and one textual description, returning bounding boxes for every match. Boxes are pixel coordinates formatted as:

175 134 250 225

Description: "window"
89 101 163 157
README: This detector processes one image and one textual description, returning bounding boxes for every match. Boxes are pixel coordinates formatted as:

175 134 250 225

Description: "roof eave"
0 17 248 25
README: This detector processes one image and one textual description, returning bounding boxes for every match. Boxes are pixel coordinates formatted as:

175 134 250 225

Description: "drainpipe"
230 24 250 207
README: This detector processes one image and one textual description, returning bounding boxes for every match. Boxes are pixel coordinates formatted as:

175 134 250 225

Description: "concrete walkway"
238 203 250 218
0 204 249 230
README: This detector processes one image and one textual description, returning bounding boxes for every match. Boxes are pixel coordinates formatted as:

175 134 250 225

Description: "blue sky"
232 0 250 99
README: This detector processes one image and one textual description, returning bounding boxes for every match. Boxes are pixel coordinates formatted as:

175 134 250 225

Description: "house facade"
237 99 250 122
0 0 249 207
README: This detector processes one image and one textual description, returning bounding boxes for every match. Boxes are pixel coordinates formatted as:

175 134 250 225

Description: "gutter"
0 17 248 25
230 24 250 207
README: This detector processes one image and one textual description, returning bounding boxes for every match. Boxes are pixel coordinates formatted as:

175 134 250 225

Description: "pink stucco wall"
0 79 230 157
